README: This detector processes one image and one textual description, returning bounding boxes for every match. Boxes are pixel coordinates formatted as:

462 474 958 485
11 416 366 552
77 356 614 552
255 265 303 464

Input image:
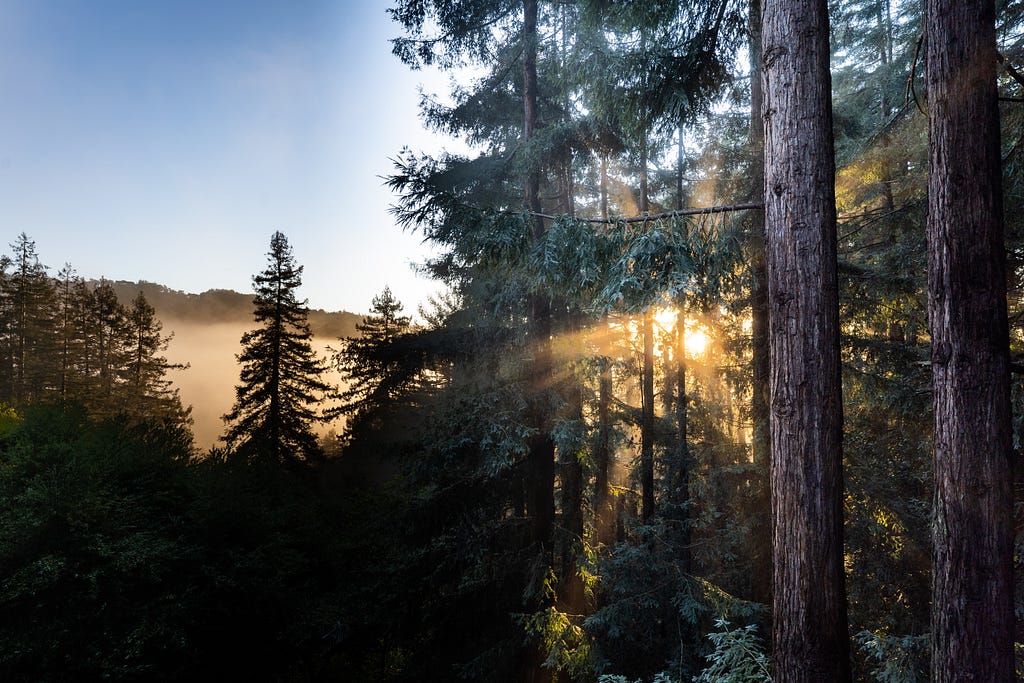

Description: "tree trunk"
523 3 556 680
641 310 656 523
762 0 850 679
673 317 691 574
595 159 614 545
523 0 555 553
748 0 772 610
926 0 1014 679
639 125 655 524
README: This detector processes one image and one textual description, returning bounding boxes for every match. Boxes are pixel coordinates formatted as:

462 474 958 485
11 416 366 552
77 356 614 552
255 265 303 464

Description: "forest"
2 0 1023 681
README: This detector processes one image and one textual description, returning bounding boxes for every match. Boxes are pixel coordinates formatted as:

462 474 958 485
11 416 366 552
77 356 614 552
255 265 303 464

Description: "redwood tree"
762 0 850 678
926 0 1014 678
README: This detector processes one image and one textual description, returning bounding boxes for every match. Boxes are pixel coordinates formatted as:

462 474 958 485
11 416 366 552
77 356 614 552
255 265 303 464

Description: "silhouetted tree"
124 293 190 425
222 232 330 465
8 234 57 403
331 286 411 431
89 280 130 416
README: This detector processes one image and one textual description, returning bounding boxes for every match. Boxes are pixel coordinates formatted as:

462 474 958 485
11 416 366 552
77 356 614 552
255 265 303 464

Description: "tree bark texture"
761 0 850 679
926 1 1014 679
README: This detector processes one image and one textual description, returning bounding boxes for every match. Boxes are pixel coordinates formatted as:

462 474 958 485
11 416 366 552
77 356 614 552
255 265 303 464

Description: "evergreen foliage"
331 286 413 433
222 231 330 464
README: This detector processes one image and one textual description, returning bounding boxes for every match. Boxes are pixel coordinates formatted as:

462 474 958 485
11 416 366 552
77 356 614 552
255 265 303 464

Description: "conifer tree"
124 292 190 425
55 264 78 402
89 280 130 416
331 286 411 431
8 233 57 403
222 231 330 464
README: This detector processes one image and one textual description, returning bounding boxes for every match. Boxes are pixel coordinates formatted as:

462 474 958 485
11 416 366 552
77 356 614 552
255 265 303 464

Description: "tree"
925 0 1014 678
331 286 412 432
124 292 190 425
7 234 57 404
222 232 330 465
88 280 130 416
761 0 850 678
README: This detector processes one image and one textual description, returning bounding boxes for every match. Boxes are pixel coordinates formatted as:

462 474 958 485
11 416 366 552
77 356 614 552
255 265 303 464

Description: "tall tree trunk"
639 127 655 523
556 13 584 618
559 314 585 618
670 149 692 571
523 2 556 680
595 156 614 545
748 0 772 610
926 0 1014 679
673 317 691 574
762 0 850 679
523 0 554 554
641 310 655 522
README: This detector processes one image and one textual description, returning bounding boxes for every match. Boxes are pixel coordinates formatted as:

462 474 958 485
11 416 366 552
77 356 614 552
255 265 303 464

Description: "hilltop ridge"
102 280 364 339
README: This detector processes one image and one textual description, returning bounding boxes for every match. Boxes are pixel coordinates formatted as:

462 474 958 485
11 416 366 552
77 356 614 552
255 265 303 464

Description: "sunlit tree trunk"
926 0 1014 678
595 155 614 545
667 141 692 570
641 310 655 522
762 0 850 678
673 316 691 574
639 123 656 523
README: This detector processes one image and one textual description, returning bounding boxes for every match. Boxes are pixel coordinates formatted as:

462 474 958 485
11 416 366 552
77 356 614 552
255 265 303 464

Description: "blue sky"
0 1 456 314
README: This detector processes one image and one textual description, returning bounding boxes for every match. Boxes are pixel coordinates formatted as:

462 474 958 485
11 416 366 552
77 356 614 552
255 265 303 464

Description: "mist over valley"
106 281 361 448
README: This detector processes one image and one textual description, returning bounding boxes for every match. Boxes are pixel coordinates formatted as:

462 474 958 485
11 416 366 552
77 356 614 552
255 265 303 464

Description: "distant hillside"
104 280 363 339
101 280 364 449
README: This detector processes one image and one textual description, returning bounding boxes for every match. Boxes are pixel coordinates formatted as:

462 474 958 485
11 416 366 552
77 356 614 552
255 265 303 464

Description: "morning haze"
106 280 361 448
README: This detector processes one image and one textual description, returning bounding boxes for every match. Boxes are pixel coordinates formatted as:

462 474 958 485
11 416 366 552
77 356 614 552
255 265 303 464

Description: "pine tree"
222 232 330 465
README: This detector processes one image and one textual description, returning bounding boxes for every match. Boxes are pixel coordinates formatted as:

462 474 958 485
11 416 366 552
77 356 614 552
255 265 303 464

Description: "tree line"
0 233 188 424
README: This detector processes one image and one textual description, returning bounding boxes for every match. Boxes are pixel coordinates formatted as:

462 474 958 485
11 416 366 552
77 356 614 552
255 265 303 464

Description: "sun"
685 328 709 356
648 307 711 357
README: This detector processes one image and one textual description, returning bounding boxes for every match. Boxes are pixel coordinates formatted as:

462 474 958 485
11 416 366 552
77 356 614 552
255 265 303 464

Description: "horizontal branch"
528 202 764 224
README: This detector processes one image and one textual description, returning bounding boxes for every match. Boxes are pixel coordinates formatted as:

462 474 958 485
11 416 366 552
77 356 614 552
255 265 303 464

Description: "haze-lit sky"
0 1 459 315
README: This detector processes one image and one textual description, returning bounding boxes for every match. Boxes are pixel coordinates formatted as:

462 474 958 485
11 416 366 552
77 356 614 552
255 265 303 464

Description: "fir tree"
331 286 412 432
89 280 130 416
8 234 57 403
124 292 190 425
222 231 330 465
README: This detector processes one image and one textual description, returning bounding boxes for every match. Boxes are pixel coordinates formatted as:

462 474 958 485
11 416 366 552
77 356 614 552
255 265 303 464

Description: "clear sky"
0 0 458 315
